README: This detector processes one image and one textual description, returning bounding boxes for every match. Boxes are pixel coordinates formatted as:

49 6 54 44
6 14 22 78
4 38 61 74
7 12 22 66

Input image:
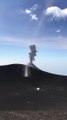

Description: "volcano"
27 63 39 69
0 63 67 110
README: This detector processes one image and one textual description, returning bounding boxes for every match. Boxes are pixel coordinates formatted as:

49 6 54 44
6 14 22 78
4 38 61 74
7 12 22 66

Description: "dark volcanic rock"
0 64 67 110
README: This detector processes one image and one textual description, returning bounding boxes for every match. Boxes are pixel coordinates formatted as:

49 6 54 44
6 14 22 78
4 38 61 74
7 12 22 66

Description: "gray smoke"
29 44 37 64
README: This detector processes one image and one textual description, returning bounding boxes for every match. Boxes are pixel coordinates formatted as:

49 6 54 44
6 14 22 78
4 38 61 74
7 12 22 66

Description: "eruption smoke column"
29 45 37 64
24 44 37 77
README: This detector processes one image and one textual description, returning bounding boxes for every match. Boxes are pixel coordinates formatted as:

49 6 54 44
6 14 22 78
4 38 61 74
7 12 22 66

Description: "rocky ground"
0 111 67 120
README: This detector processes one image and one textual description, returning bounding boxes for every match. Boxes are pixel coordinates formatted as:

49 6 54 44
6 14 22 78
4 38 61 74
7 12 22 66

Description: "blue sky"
0 0 67 75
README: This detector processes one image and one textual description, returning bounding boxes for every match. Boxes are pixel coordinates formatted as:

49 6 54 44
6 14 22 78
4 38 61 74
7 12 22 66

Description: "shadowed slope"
0 64 67 110
0 63 67 85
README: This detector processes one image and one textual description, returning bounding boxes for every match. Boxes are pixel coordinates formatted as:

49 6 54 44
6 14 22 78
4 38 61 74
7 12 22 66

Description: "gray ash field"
0 111 67 120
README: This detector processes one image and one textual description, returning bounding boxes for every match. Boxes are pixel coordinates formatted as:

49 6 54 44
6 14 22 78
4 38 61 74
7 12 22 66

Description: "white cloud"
17 8 24 14
36 36 67 50
18 8 31 15
25 9 31 14
0 36 33 46
18 4 38 21
30 4 38 11
1 35 67 50
56 29 61 33
44 6 67 20
30 14 38 20
50 27 61 33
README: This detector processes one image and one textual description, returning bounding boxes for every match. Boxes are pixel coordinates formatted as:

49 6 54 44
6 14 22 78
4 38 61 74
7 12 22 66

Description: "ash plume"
29 44 37 64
